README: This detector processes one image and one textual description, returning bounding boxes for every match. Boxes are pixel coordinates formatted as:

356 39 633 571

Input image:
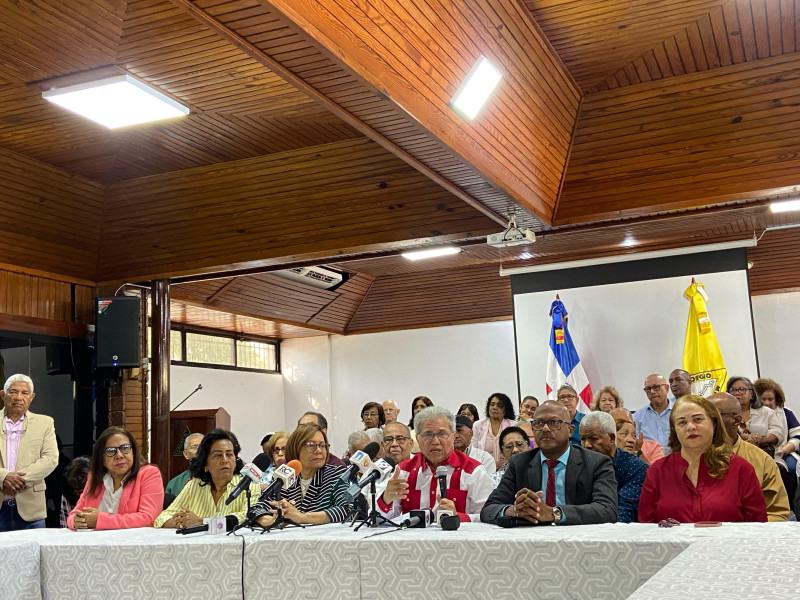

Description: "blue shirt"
612 449 648 523
633 398 675 449
540 446 571 508
569 413 584 446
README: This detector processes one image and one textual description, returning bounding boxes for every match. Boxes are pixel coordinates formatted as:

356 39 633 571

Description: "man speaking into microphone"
377 407 492 523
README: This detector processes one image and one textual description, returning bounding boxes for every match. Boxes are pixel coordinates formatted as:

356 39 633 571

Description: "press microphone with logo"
339 442 380 484
346 457 395 500
260 459 302 500
176 514 238 535
434 465 460 530
225 453 272 505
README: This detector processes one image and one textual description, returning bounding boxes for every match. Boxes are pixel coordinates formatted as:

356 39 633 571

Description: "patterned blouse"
250 463 353 523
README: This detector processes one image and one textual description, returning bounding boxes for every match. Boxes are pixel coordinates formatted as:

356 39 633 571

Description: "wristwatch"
552 506 563 525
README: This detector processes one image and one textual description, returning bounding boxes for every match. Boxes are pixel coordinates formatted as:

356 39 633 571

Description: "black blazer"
480 445 617 525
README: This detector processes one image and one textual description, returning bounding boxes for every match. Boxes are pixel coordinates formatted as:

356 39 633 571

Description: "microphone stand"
172 384 202 412
229 482 255 535
353 479 398 531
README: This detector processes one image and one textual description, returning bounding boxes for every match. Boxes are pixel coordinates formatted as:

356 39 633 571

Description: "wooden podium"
169 408 230 480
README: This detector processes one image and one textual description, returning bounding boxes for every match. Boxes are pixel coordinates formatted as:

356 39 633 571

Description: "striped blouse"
250 463 353 523
154 475 249 527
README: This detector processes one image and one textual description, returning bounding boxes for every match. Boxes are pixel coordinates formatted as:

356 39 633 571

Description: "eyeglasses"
362 412 380 418
302 442 330 452
531 419 567 431
643 385 666 393
383 436 408 445
418 431 453 442
556 394 577 403
729 387 749 394
186 444 200 452
502 441 529 452
103 444 132 457
271 446 286 454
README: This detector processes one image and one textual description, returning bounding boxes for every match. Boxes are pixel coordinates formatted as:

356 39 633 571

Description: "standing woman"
251 423 353 526
726 376 782 453
408 396 433 453
472 393 516 469
639 395 766 523
67 427 164 530
360 402 386 430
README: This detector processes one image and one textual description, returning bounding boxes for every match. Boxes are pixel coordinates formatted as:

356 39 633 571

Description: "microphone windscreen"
362 442 380 459
252 453 272 471
381 456 396 469
286 460 302 475
225 514 239 531
435 466 448 478
441 515 461 531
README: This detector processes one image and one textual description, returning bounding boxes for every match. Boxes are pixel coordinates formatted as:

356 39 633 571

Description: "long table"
2 522 798 599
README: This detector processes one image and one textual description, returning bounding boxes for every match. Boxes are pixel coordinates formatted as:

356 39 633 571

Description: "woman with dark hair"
67 427 164 530
251 424 353 526
490 426 530 488
60 456 90 527
458 403 480 423
472 393 516 470
409 396 433 453
726 376 781 453
638 395 766 523
155 429 249 528
360 402 386 430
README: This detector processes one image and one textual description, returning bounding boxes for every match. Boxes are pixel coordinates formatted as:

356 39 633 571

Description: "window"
236 339 277 371
185 332 234 366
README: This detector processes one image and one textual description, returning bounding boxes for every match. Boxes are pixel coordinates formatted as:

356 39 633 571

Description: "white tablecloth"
1 522 799 599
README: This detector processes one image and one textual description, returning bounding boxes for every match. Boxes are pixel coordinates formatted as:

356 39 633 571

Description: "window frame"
168 326 280 374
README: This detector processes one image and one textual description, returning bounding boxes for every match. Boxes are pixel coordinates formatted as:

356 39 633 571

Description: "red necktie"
545 459 559 507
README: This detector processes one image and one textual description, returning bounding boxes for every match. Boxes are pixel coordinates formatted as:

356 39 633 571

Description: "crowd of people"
1 368 799 533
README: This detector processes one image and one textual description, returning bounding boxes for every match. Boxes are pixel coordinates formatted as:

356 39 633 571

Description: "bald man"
634 374 674 449
709 392 791 522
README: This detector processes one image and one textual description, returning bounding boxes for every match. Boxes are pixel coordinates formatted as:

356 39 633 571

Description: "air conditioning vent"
271 266 348 290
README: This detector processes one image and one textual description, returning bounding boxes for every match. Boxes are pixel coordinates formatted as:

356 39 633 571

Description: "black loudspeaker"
96 297 141 368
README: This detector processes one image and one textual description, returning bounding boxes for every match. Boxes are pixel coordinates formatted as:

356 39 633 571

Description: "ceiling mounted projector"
487 215 536 248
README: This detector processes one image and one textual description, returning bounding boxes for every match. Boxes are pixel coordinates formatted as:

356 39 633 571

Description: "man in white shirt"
454 415 496 474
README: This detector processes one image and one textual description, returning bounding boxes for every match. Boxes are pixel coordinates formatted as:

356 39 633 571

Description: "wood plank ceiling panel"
556 53 800 223
746 226 800 295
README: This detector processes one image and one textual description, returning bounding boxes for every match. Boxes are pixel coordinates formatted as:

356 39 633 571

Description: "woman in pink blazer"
471 393 516 470
67 427 164 530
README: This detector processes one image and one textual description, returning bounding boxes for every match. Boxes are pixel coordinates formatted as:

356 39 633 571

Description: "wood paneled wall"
0 266 94 326
0 147 103 281
99 138 497 281
557 53 800 224
346 263 511 333
747 226 800 295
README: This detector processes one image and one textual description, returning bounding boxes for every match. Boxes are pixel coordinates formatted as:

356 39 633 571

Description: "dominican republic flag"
545 299 592 413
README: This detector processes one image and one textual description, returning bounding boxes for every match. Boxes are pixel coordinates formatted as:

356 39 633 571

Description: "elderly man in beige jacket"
0 374 58 530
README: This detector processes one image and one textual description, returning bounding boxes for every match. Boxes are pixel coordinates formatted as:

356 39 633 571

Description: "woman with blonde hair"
590 386 623 412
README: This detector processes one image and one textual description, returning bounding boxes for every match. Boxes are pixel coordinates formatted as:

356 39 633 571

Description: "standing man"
382 400 400 424
634 374 674 449
165 433 203 496
453 415 496 474
556 385 584 446
481 401 617 526
668 369 693 400
0 374 58 530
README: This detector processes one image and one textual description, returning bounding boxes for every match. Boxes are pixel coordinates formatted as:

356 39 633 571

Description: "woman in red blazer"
67 427 164 530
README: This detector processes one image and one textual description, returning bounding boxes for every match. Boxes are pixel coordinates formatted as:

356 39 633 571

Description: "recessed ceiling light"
402 247 461 261
42 74 189 129
450 56 502 120
769 199 800 213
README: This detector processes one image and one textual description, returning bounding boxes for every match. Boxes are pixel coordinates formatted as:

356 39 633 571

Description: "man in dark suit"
480 401 617 525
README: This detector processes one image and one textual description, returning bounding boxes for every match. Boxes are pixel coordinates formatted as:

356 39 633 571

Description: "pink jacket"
67 464 164 530
471 418 516 451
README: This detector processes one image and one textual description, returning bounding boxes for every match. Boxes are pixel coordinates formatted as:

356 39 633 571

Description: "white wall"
170 365 284 462
513 270 759 412
281 321 518 456
753 291 800 413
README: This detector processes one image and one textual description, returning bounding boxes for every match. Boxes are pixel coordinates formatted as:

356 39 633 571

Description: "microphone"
176 514 238 535
339 442 380 484
225 453 272 505
401 509 429 529
260 459 302 500
440 514 461 531
345 457 395 501
436 466 448 499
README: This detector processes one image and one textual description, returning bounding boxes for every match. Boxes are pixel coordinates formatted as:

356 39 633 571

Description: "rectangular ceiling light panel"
451 56 503 120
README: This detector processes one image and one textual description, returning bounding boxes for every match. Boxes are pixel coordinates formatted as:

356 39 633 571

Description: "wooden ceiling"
2 0 800 338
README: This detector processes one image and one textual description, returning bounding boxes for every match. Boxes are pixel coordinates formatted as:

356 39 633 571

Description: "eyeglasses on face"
382 436 408 445
556 394 577 403
643 385 666 393
502 441 529 452
103 444 132 457
362 412 380 418
729 387 749 394
271 446 286 454
531 419 567 431
302 442 330 452
418 431 452 442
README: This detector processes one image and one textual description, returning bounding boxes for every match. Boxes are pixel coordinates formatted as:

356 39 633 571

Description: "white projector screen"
511 251 758 412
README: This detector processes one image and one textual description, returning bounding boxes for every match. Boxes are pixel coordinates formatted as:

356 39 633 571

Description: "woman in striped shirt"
154 429 249 528
251 424 353 526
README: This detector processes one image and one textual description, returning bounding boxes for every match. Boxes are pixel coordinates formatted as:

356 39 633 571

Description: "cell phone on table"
694 521 721 527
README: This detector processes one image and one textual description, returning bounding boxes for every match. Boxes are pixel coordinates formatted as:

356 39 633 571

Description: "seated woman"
490 426 530 488
639 395 767 523
590 386 624 412
262 430 290 483
611 408 664 465
155 429 249 528
67 427 164 530
517 396 539 423
250 423 353 526
726 376 782 453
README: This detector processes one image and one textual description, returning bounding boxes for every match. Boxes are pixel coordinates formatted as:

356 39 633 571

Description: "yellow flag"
682 281 727 396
